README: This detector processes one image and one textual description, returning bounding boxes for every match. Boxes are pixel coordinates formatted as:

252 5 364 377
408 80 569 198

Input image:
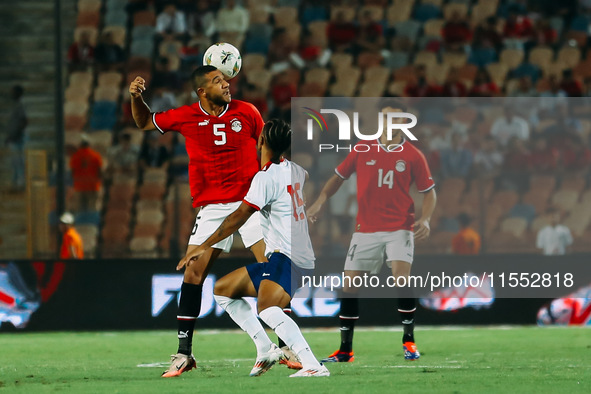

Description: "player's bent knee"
213 277 231 297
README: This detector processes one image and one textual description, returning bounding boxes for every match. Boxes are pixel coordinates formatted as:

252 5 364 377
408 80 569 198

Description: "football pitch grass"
0 326 589 393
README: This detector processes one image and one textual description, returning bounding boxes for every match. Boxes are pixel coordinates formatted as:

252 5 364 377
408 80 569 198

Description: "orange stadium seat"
363 65 390 85
530 215 551 233
249 4 269 24
557 46 581 69
329 80 357 97
245 69 272 92
305 68 331 88
486 62 508 88
330 52 353 71
357 52 383 70
129 236 158 257
471 2 498 26
500 49 524 70
65 115 87 131
386 3 412 25
443 3 468 20
388 80 408 96
424 19 445 38
77 11 100 28
529 174 556 194
330 5 356 22
109 183 136 202
274 7 298 28
522 190 549 214
551 190 579 212
529 46 554 68
359 5 385 21
138 182 167 201
103 25 126 47
490 190 519 212
133 10 155 26
78 0 101 12
500 217 528 237
241 54 267 75
64 101 89 117
133 223 161 238
335 65 360 84
308 21 328 47
69 71 94 89
87 131 112 155
560 177 586 193
104 208 131 226
94 86 120 102
98 72 123 87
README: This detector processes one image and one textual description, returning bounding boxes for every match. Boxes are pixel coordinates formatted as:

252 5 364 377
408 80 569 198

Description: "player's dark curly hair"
262 119 292 163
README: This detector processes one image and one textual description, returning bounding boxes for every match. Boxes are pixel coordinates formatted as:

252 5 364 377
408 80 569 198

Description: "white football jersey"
243 159 315 269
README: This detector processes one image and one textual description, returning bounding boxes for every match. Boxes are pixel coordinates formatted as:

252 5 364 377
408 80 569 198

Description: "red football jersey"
335 139 435 233
153 100 263 207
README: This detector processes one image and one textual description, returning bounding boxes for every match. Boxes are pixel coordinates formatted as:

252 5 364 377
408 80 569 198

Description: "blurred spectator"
536 207 573 255
152 56 182 90
188 0 216 38
354 10 385 55
268 28 299 68
503 137 532 188
95 31 125 72
242 83 268 118
216 0 249 48
59 212 83 259
468 69 500 97
156 4 188 40
441 67 467 97
451 213 481 255
270 70 297 121
139 133 170 172
159 35 183 60
107 133 140 179
529 136 560 173
510 61 541 83
176 80 197 107
440 132 473 178
67 30 94 72
442 11 472 51
560 134 591 173
474 135 504 176
5 85 27 191
503 10 534 43
539 76 568 115
404 65 441 97
473 16 503 51
559 69 583 97
150 85 177 112
532 19 557 46
510 76 538 97
327 10 357 52
490 106 530 147
169 135 189 181
69 136 103 212
468 40 498 68
296 30 331 68
542 105 582 147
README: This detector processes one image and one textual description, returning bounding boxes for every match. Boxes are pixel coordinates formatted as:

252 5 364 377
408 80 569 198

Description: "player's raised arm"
307 174 345 222
129 76 156 131
414 188 437 241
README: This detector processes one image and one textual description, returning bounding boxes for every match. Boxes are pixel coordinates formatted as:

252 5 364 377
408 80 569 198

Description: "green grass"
0 327 589 393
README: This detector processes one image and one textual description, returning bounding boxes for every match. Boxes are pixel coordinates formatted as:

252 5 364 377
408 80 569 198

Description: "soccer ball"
203 43 242 79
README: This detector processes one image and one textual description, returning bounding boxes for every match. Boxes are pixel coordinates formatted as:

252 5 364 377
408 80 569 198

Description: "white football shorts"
188 201 263 252
343 230 414 274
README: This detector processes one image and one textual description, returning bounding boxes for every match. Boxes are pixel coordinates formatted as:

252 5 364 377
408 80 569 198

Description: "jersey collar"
377 137 406 153
199 101 229 117
262 158 285 171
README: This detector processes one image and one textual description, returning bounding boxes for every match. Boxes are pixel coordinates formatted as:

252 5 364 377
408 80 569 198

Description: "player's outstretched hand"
413 218 431 241
176 246 207 271
129 76 146 98
306 201 323 223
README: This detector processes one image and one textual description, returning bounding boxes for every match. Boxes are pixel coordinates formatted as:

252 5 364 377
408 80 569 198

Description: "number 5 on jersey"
213 124 226 145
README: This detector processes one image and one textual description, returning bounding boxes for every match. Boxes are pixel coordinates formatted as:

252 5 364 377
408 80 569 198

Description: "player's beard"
210 91 230 106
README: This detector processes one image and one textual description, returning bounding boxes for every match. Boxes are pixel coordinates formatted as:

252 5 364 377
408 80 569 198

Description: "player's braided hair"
263 119 292 162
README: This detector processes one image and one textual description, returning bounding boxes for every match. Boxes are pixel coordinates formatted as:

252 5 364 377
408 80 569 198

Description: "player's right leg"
162 244 222 378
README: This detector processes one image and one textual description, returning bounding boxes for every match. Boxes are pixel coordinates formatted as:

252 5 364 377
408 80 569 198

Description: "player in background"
307 99 437 362
179 119 330 377
129 65 266 377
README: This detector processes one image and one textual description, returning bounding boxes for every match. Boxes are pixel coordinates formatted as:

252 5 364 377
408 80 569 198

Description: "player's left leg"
390 260 420 360
257 280 329 377
213 267 276 360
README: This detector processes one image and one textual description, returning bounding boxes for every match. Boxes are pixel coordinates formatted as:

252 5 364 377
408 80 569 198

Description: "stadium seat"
486 62 508 87
301 5 329 26
530 215 551 233
529 46 554 68
130 39 154 58
242 54 267 75
98 72 123 88
330 5 356 22
394 20 421 42
64 101 89 117
471 1 498 26
335 65 361 84
484 204 504 236
104 208 131 226
77 11 100 28
423 19 444 38
64 114 87 131
508 203 536 223
305 68 331 88
500 49 524 70
329 80 357 97
135 209 164 226
138 183 167 201
69 71 93 89
551 190 579 212
129 236 158 257
529 174 556 194
74 26 98 46
109 184 136 202
308 21 328 47
363 65 390 86
563 212 590 237
94 86 120 102
522 190 549 214
558 46 581 69
560 177 586 193
105 10 127 27
133 223 161 238
65 85 91 103
359 81 385 97
78 0 101 12
357 52 383 70
330 52 353 70
249 4 269 24
414 51 438 69
490 190 519 212
393 65 417 83
136 199 163 212
359 5 384 22
86 130 112 156
542 62 567 79
274 6 298 28
440 178 466 200
101 222 130 250
386 2 412 25
133 10 156 26
443 3 468 20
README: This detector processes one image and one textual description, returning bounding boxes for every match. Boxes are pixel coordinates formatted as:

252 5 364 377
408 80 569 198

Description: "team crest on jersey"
231 118 242 132
395 160 406 172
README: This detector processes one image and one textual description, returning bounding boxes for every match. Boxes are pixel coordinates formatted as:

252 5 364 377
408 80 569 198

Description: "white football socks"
214 295 273 355
259 306 321 369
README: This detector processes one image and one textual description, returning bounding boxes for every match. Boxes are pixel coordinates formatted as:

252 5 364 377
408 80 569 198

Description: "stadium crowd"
60 0 591 258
